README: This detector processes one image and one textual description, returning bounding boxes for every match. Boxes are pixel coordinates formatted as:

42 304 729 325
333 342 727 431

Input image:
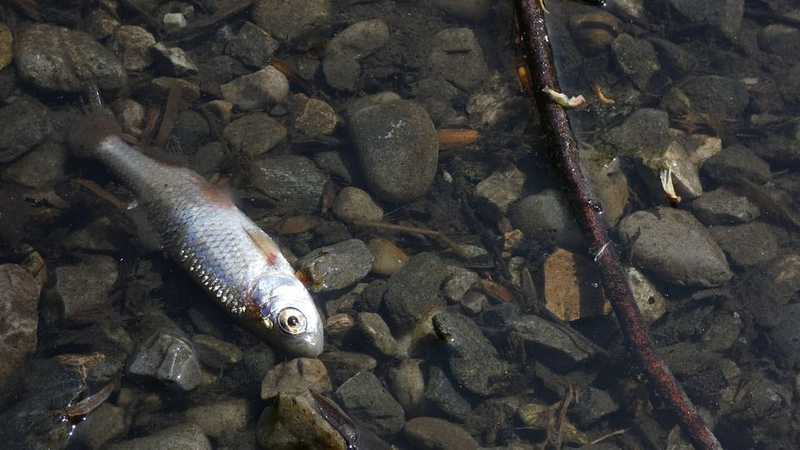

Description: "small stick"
352 221 473 259
438 129 480 150
154 83 184 148
74 178 129 210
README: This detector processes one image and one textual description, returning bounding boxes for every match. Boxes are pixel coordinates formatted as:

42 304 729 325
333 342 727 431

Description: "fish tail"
68 112 122 159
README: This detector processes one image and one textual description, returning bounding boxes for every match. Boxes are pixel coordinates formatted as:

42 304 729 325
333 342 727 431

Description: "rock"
163 13 188 31
261 357 332 400
336 371 405 436
192 334 243 369
571 387 619 427
626 267 667 324
191 141 227 175
738 253 800 328
702 309 742 353
603 108 671 156
580 148 630 226
543 248 608 322
151 77 201 103
691 188 760 225
618 207 733 287
367 238 409 276
313 151 356 183
432 0 491 21
709 222 779 268
3 140 67 188
701 144 770 185
430 28 489 91
0 97 53 163
249 155 328 212
475 165 526 214
466 73 528 129
110 25 156 71
507 315 600 367
460 291 489 316
668 0 744 40
171 110 209 150
357 312 399 357
223 113 287 157
0 264 40 390
107 423 211 450
382 253 450 332
46 255 118 325
667 76 749 120
424 365 472 422
758 24 800 59
319 351 377 386
432 311 509 396
152 43 199 76
404 417 479 450
128 330 203 391
112 99 146 137
226 21 280 67
509 190 583 249
252 0 331 44
86 9 120 39
323 19 390 91
769 303 800 368
16 24 126 92
290 94 338 136
387 359 425 414
725 372 791 422
63 217 118 252
350 99 438 202
297 239 373 292
258 391 348 450
72 403 127 449
612 34 660 89
443 267 479 303
0 23 12 71
569 11 622 56
221 66 289 111
640 140 703 201
649 37 691 76
333 187 384 223
185 399 251 437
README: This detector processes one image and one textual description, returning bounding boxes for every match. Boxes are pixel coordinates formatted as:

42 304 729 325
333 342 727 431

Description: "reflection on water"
0 0 798 449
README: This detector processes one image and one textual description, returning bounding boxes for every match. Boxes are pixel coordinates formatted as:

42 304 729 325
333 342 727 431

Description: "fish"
69 112 324 357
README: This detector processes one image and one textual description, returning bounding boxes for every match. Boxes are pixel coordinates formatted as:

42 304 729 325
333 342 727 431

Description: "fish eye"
277 307 306 335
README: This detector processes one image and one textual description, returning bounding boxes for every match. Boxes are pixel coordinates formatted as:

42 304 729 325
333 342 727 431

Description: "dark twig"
512 2 723 449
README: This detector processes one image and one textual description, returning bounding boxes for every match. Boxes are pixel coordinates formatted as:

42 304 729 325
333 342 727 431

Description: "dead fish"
69 112 324 357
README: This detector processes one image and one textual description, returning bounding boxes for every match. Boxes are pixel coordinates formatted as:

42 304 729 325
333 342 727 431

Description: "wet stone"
444 267 479 303
249 155 328 213
335 371 406 436
252 0 331 44
725 372 791 422
323 19 390 91
73 403 127 449
0 23 11 71
571 387 619 427
357 312 400 357
432 0 491 21
110 25 155 71
627 267 667 324
261 357 332 400
221 65 289 111
128 331 203 391
152 43 199 76
668 0 744 40
404 417 479 450
604 108 671 156
670 75 749 120
433 311 509 396
313 151 355 183
425 365 472 422
191 141 227 175
350 99 439 203
691 188 760 225
333 186 384 223
107 423 211 450
226 21 279 67
612 33 660 89
509 190 583 249
192 334 242 369
367 238 409 276
474 165 526 215
430 28 489 91
701 144 771 185
290 94 338 137
171 110 209 150
0 264 40 390
382 253 450 332
16 23 127 92
387 359 425 414
738 253 800 328
297 239 374 293
769 303 800 368
709 221 779 268
63 217 119 252
507 315 600 367
223 113 287 157
3 140 67 189
112 98 146 137
319 351 377 386
48 254 119 325
758 24 800 59
0 97 53 163
258 391 348 450
618 207 733 287
543 248 607 322
185 398 251 438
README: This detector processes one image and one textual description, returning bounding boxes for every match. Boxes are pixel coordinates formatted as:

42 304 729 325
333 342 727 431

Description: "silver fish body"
75 122 323 357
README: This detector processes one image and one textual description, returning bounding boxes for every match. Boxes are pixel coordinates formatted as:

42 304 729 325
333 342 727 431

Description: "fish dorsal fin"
243 224 282 268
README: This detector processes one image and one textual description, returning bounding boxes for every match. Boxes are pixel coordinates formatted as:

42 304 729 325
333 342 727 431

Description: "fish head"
249 274 324 357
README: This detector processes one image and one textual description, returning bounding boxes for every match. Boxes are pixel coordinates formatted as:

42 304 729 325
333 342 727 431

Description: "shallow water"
0 0 799 449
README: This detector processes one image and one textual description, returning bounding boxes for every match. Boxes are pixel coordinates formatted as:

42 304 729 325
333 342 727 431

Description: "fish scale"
71 121 324 357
